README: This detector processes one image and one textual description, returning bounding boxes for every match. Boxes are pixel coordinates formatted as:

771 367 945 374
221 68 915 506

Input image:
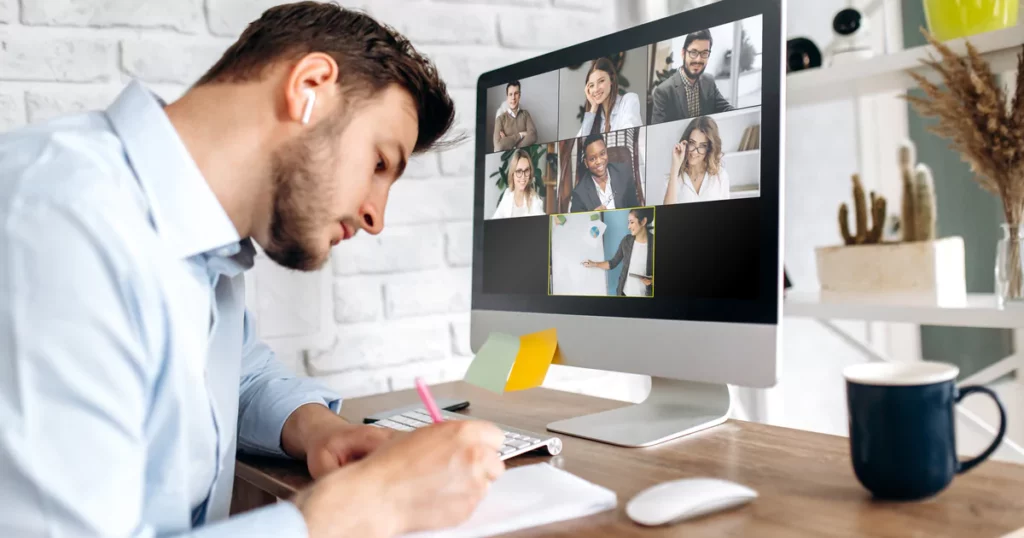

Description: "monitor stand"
545 377 731 447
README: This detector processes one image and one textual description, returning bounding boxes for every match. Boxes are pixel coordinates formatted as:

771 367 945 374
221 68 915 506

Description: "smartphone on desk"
363 399 470 423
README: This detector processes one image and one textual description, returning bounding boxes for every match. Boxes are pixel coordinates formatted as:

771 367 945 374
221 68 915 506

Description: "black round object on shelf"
833 8 863 36
786 37 822 72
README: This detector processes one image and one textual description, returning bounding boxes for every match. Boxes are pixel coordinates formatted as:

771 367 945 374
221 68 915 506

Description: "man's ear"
284 52 339 125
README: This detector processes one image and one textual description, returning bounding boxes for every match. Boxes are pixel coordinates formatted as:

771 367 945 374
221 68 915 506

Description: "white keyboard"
371 408 563 460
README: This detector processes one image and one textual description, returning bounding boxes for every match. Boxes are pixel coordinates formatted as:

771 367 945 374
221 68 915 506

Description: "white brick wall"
0 0 620 400
21 0 206 32
0 0 15 23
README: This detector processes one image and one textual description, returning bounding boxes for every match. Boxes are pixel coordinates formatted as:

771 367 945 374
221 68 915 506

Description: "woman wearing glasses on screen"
663 116 730 204
581 208 653 297
493 149 545 219
575 57 643 137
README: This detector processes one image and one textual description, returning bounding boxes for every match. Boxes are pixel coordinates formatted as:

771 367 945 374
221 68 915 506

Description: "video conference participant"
651 29 734 124
493 149 545 218
581 207 654 297
575 58 642 137
664 116 730 204
493 81 538 151
571 133 639 212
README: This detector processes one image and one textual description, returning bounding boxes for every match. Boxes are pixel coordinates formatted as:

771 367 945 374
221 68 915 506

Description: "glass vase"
995 223 1024 307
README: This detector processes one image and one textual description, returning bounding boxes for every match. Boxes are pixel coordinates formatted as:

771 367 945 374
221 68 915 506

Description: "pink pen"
415 377 444 423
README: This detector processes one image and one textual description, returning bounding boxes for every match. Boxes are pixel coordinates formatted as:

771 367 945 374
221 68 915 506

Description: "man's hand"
281 403 398 479
499 130 506 138
292 420 505 538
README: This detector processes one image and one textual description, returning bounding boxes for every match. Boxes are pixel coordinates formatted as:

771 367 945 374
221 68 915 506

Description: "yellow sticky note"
504 328 558 391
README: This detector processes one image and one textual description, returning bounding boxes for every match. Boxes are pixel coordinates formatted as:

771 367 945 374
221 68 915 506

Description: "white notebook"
403 463 618 538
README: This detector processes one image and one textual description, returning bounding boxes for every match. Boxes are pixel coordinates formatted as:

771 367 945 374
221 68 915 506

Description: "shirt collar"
592 169 613 195
507 106 518 118
680 71 699 88
105 80 241 261
682 170 710 194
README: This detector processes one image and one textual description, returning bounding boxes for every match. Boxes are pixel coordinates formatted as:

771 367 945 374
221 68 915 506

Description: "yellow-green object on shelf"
923 0 1018 41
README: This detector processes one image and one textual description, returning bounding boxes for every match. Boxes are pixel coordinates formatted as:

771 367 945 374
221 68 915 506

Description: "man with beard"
0 3 504 538
651 29 735 124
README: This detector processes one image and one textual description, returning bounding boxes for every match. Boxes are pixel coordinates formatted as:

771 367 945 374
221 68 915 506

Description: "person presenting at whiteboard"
663 116 730 204
493 149 545 218
575 58 643 137
581 208 653 297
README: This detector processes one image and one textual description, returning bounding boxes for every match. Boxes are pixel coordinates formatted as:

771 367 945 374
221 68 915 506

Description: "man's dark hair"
683 29 713 52
583 133 606 153
506 81 521 94
196 1 456 154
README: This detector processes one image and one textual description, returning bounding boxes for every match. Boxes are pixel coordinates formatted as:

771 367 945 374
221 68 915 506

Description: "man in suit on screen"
570 133 639 212
651 28 734 123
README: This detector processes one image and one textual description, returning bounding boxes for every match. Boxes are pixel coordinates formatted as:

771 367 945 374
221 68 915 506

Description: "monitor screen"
472 0 781 325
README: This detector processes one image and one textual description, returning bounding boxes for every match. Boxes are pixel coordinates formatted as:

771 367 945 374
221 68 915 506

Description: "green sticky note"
590 213 600 221
555 215 566 225
464 332 520 393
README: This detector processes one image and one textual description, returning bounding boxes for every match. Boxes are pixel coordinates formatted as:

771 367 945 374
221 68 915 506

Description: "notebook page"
403 463 617 538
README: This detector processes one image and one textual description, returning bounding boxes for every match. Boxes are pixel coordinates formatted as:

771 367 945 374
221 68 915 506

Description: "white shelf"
784 290 1024 329
725 149 759 158
787 26 1024 107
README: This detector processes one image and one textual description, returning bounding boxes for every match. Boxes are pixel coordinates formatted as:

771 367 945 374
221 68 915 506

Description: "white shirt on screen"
666 166 731 204
576 92 643 137
623 239 649 297
493 189 544 219
593 172 616 210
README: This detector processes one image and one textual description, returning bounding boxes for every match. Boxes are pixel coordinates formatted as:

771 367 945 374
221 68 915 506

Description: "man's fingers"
309 448 341 479
334 427 396 462
483 453 505 483
476 423 506 450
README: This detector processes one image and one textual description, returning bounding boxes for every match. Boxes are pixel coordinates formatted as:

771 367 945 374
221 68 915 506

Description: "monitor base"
545 377 731 447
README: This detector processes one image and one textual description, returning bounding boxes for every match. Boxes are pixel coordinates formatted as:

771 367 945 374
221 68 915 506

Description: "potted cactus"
814 142 966 302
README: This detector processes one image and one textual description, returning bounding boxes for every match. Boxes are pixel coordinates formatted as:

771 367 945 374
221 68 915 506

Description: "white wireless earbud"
301 88 316 125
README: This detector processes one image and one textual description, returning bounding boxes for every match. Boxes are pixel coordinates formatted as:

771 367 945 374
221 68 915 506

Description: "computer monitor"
471 0 784 447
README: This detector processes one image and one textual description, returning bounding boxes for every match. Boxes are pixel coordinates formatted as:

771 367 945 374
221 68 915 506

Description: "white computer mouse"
626 477 758 526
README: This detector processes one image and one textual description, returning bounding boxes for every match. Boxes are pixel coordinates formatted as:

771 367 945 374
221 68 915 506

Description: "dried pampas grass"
905 29 1024 225
906 29 1024 299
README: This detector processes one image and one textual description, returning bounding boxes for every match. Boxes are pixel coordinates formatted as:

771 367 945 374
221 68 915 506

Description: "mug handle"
955 385 1007 474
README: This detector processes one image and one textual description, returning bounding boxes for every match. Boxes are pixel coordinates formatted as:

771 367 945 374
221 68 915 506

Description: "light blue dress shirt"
0 80 342 537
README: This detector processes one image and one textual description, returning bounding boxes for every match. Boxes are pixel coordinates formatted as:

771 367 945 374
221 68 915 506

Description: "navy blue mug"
843 362 1007 500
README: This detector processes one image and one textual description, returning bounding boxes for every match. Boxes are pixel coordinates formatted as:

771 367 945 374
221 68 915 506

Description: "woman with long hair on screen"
581 207 653 297
493 149 545 219
575 57 643 137
664 115 730 204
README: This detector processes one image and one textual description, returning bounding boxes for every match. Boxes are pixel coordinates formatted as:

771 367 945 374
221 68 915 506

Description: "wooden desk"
234 382 1024 537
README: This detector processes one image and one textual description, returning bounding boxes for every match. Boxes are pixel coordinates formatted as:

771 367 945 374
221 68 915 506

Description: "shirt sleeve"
492 189 509 219
521 112 538 147
617 93 643 130
191 503 308 538
0 198 153 537
236 308 342 458
712 82 734 112
577 110 595 138
607 236 627 269
0 199 315 538
651 84 671 124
